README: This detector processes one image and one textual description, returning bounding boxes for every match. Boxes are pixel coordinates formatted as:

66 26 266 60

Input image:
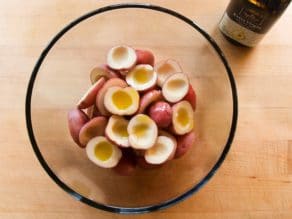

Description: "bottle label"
226 0 291 34
219 13 264 47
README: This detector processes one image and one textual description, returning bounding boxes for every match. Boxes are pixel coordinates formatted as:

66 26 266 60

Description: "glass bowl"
25 3 238 214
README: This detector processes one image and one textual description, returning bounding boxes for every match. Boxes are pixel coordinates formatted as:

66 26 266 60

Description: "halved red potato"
155 59 182 87
144 136 177 165
67 109 89 147
127 114 158 150
172 100 194 135
86 136 122 168
162 73 189 103
104 87 139 116
107 45 137 73
77 77 106 109
105 115 130 147
96 78 128 116
175 131 196 159
79 116 108 146
90 65 119 84
126 64 157 92
137 89 162 114
136 49 155 66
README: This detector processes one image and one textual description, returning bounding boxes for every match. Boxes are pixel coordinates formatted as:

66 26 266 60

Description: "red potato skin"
183 85 197 110
174 131 196 159
113 149 137 176
78 116 108 146
136 49 155 66
137 89 163 114
149 101 172 128
67 109 89 148
77 77 106 109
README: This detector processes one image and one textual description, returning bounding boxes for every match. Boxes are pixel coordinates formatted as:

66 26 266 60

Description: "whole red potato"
67 109 89 147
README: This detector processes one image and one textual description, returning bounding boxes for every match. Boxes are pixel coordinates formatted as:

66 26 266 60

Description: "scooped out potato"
149 101 172 128
126 64 157 92
90 65 120 84
107 45 137 73
175 131 196 159
171 100 194 135
105 115 130 147
136 49 155 66
86 136 122 168
96 78 128 116
144 136 177 165
162 73 189 103
113 148 137 176
67 109 89 147
158 130 177 161
127 114 158 150
155 59 182 87
79 116 108 146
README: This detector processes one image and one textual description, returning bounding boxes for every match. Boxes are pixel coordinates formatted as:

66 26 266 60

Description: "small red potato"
137 89 162 114
78 117 108 146
158 130 177 160
171 100 194 135
77 77 106 109
155 59 183 87
67 109 89 147
90 65 119 84
174 131 196 159
136 49 155 66
96 78 128 116
149 101 172 128
107 45 137 72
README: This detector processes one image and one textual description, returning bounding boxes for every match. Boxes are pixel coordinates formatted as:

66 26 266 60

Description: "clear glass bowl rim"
25 3 238 214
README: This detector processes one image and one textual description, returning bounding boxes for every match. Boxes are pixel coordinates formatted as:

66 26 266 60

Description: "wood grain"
0 0 292 218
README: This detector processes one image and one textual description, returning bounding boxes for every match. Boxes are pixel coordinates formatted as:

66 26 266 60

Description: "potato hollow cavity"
112 90 133 110
94 141 113 161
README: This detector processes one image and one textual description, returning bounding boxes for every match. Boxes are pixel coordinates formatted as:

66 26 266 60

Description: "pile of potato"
68 45 197 175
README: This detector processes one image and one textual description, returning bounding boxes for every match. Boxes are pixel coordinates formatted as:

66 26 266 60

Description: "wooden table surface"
1 0 292 218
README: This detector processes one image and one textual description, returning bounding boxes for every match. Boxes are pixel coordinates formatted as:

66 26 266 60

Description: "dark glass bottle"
219 0 291 47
